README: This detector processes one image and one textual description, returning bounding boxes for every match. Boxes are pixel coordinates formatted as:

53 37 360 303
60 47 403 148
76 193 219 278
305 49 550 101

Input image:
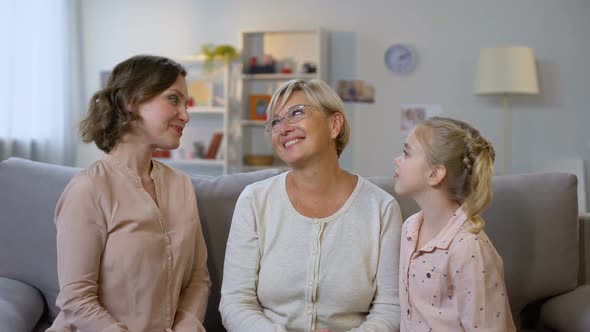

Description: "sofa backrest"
189 169 282 330
481 172 580 323
0 158 75 320
0 158 580 330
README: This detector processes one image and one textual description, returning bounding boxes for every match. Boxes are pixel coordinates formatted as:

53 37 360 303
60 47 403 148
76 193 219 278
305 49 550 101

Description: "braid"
462 129 495 233
415 117 495 234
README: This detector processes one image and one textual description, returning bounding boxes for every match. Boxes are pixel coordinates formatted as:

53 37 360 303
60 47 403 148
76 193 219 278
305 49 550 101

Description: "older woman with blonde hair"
220 79 402 332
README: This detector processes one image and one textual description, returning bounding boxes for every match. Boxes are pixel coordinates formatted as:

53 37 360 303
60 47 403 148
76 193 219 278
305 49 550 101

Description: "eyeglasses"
265 104 315 132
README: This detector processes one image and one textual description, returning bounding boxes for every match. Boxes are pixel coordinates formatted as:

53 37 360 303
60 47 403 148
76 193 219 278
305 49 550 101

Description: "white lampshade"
474 46 539 95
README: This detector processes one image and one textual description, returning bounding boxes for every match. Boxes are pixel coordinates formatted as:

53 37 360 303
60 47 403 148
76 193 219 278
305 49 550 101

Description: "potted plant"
201 44 239 72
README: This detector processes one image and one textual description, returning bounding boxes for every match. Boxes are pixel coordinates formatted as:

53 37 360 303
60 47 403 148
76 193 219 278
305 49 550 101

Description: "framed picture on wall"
400 104 442 137
250 94 271 121
337 80 375 103
188 79 214 107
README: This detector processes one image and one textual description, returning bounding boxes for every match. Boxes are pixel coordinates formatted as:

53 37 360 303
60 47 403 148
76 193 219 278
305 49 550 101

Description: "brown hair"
415 117 495 233
80 55 187 153
266 79 351 157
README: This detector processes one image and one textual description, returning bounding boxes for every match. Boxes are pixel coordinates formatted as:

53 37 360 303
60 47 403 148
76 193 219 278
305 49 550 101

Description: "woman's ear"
426 164 447 187
330 112 344 139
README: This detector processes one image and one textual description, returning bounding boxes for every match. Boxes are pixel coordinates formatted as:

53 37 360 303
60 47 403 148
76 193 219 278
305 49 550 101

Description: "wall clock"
385 44 417 74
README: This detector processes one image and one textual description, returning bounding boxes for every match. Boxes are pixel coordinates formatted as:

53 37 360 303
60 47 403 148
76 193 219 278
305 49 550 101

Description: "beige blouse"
399 206 515 331
47 155 210 332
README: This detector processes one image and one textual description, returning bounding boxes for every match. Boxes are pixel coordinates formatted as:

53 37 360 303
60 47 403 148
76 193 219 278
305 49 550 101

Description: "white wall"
78 0 590 177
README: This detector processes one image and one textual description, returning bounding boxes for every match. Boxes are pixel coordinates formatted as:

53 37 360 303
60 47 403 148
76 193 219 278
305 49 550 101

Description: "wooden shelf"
241 73 317 80
241 120 266 126
239 29 326 173
188 106 226 114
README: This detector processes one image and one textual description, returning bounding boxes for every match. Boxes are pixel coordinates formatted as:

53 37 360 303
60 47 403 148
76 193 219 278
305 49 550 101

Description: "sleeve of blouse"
453 234 516 332
219 188 287 332
172 178 211 332
349 199 402 332
54 174 129 331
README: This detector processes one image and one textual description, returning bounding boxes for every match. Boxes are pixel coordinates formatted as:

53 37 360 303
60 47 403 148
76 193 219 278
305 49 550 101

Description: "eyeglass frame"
264 104 318 133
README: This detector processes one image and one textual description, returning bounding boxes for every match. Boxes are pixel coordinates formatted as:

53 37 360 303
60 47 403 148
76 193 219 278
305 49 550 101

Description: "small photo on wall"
337 80 375 103
250 94 271 121
188 79 214 107
400 104 443 137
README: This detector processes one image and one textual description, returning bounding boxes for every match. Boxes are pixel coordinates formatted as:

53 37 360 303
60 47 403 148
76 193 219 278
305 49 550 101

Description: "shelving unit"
238 28 328 172
241 73 318 80
156 58 232 176
188 106 226 114
241 120 266 126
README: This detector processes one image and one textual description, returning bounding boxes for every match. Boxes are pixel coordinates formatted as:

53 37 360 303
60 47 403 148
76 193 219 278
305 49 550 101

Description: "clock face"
385 44 416 74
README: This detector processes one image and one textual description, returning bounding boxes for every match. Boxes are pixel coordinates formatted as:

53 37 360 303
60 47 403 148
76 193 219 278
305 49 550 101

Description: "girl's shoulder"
450 226 503 263
403 211 422 226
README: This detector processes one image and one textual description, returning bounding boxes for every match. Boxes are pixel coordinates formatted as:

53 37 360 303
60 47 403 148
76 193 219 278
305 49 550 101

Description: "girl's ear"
330 112 344 139
426 164 447 187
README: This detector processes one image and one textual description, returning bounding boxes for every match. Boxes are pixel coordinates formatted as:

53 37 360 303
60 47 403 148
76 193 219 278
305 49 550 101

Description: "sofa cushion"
190 169 282 331
540 285 590 332
482 172 579 323
0 277 45 332
580 213 590 285
0 158 77 320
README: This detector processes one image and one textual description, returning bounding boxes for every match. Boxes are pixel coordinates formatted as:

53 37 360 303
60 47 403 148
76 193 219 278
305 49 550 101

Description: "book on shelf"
215 136 224 160
205 132 223 159
152 149 171 158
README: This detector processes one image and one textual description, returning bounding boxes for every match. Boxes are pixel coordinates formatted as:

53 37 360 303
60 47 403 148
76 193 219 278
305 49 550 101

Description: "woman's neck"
288 156 349 196
108 140 153 179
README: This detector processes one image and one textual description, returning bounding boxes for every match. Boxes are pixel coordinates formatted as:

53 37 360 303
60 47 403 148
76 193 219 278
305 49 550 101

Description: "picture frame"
249 94 271 121
400 104 443 137
188 78 214 107
337 80 375 103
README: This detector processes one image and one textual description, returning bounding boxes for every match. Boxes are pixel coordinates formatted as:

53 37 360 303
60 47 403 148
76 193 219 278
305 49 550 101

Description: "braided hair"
414 117 495 233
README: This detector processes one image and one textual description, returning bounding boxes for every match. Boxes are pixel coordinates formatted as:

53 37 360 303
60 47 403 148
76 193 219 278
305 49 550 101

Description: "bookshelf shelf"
188 106 226 114
171 58 231 175
238 28 327 172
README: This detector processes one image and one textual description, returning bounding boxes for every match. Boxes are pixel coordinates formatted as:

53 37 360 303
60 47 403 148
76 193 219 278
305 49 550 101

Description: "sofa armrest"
540 285 590 332
0 277 45 332
580 213 590 285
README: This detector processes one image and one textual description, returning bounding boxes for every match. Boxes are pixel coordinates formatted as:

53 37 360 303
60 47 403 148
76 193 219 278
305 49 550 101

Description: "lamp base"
503 96 510 175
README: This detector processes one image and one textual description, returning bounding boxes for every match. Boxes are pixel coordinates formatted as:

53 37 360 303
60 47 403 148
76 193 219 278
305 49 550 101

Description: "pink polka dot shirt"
399 206 516 331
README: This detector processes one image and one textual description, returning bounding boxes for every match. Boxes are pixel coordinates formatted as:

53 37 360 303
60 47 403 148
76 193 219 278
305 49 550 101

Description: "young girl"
394 117 515 331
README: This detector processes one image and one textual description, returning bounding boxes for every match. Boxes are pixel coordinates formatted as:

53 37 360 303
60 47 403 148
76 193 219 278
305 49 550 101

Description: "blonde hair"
414 117 495 233
80 55 186 153
266 79 351 157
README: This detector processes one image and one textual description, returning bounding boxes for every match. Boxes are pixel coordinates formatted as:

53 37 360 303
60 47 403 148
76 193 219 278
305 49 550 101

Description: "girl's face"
131 74 190 150
393 128 433 197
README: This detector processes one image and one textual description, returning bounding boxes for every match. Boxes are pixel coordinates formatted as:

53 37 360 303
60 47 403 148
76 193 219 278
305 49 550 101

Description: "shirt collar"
431 205 468 250
405 205 468 251
102 154 160 187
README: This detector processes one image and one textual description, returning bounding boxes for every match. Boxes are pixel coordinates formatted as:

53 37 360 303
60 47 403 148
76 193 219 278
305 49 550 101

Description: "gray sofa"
0 157 588 332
